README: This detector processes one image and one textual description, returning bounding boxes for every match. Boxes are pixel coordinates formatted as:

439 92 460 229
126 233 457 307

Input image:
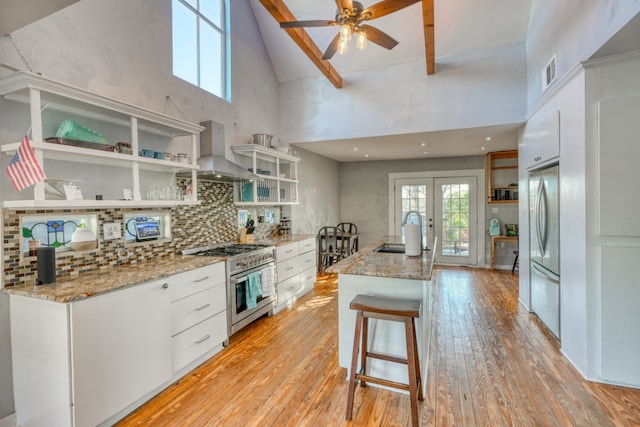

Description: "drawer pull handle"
286 286 295 291
305 276 313 280
195 303 210 311
286 267 294 271
162 283 169 289
194 276 209 283
196 335 211 344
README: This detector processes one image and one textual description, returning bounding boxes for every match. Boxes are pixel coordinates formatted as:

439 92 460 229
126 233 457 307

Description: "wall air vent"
542 54 557 92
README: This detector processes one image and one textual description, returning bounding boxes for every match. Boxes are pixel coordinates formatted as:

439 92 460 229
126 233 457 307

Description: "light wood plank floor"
117 268 640 426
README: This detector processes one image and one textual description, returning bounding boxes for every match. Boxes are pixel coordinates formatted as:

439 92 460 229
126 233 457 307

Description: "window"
172 0 230 100
21 214 98 255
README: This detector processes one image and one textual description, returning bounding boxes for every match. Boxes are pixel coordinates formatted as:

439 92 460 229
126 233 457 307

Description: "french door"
389 171 483 266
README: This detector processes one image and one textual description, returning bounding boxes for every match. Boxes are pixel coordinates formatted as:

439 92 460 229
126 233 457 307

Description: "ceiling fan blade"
322 33 341 60
362 0 421 20
360 25 399 50
335 0 354 13
280 20 338 28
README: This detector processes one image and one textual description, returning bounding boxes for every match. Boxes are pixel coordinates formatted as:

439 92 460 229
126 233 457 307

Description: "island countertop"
326 236 434 281
2 255 224 303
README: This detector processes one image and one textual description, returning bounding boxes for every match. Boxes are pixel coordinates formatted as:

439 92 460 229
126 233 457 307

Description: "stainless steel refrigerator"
529 165 560 339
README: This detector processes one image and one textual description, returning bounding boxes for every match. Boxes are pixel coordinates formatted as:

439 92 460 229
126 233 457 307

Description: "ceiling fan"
280 0 421 60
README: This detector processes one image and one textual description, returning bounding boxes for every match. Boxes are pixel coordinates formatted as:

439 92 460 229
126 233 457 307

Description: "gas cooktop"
183 243 271 257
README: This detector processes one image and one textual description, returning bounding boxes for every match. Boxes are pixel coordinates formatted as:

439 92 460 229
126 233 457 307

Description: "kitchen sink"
374 243 406 254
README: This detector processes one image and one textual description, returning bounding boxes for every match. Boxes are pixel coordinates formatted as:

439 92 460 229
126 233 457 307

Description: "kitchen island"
327 236 436 395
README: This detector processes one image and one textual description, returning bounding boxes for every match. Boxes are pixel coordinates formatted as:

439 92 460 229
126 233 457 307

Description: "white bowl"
273 146 289 154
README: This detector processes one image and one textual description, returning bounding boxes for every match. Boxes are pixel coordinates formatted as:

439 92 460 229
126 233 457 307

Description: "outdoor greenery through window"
441 184 470 256
172 0 230 100
401 184 427 240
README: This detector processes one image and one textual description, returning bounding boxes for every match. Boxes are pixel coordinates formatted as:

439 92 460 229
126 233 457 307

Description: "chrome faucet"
402 210 423 250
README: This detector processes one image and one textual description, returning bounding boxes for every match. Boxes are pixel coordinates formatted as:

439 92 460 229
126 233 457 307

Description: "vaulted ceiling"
250 0 532 161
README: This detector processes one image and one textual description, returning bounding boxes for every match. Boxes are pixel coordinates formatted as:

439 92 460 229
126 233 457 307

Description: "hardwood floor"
117 268 640 426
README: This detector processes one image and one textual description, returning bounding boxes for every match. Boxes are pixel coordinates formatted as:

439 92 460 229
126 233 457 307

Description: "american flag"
6 135 46 192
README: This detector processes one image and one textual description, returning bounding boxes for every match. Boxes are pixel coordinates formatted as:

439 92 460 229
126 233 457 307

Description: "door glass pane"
441 183 470 256
400 184 427 240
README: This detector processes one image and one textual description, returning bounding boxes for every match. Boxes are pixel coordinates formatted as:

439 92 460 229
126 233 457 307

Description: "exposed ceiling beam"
258 0 343 88
423 0 435 75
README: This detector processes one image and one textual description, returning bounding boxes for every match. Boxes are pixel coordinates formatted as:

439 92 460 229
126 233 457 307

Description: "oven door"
229 262 276 334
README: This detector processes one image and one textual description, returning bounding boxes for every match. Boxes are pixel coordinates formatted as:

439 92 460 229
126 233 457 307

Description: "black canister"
36 247 56 285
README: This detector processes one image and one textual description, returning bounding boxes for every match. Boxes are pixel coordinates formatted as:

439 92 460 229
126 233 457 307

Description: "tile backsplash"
2 180 279 287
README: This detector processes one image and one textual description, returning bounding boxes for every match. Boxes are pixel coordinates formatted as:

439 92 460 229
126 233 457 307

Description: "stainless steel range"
184 243 276 336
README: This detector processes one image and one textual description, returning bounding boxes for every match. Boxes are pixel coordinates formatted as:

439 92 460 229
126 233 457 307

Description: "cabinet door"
298 237 316 254
521 109 560 168
70 279 172 427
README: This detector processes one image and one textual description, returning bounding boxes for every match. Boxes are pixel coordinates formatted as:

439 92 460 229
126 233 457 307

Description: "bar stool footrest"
366 351 409 365
355 373 416 392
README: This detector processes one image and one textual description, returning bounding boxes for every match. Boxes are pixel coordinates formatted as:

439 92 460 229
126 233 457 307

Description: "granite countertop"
326 236 435 281
2 255 225 303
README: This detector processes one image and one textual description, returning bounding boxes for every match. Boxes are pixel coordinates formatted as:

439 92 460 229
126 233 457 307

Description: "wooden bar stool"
346 294 423 427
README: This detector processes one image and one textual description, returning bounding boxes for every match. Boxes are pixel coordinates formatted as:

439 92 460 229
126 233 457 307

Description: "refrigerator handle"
535 182 545 257
540 181 549 255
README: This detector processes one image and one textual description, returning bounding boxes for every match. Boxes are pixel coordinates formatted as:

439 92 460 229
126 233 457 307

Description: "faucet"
402 211 423 250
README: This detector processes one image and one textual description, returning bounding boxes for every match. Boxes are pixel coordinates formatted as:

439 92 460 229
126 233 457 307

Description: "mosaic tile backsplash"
2 180 280 287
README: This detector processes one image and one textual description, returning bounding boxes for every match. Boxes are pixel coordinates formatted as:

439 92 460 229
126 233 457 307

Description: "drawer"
172 311 227 373
277 274 302 307
277 256 299 282
171 282 226 336
298 237 316 254
298 250 316 272
276 242 298 262
299 266 316 293
169 262 225 302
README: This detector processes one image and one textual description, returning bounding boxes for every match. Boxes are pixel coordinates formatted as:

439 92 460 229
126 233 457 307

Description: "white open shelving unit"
0 71 203 209
231 144 300 206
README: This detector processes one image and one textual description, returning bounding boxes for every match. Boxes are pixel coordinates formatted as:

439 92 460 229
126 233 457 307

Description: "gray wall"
291 147 341 235
339 156 481 242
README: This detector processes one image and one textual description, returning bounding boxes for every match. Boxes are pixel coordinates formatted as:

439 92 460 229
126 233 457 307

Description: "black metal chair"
337 222 359 255
512 250 519 273
317 226 346 272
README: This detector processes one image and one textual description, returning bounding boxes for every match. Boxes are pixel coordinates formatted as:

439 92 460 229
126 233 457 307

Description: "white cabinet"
520 109 560 169
274 237 317 311
70 279 172 427
169 263 227 372
231 144 300 205
0 71 203 208
9 262 227 427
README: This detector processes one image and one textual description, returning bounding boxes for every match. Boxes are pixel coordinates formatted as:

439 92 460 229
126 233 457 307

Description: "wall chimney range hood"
193 120 259 182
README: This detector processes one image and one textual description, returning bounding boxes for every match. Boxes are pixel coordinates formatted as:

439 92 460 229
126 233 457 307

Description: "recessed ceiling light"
485 137 491 141
353 147 358 151
424 151 428 155
365 154 369 158
421 142 426 146
481 147 486 150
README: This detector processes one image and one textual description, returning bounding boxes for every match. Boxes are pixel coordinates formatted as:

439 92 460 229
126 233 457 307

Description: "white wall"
0 0 280 417
278 43 527 144
526 0 640 109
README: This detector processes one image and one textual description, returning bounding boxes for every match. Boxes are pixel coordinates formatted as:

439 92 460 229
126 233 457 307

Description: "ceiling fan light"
338 37 349 55
339 24 352 42
356 30 367 50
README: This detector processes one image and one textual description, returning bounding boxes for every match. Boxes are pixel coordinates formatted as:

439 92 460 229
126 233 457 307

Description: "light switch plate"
103 222 122 240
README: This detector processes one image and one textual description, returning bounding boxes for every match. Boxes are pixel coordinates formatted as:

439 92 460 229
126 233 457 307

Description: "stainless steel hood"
191 120 259 182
